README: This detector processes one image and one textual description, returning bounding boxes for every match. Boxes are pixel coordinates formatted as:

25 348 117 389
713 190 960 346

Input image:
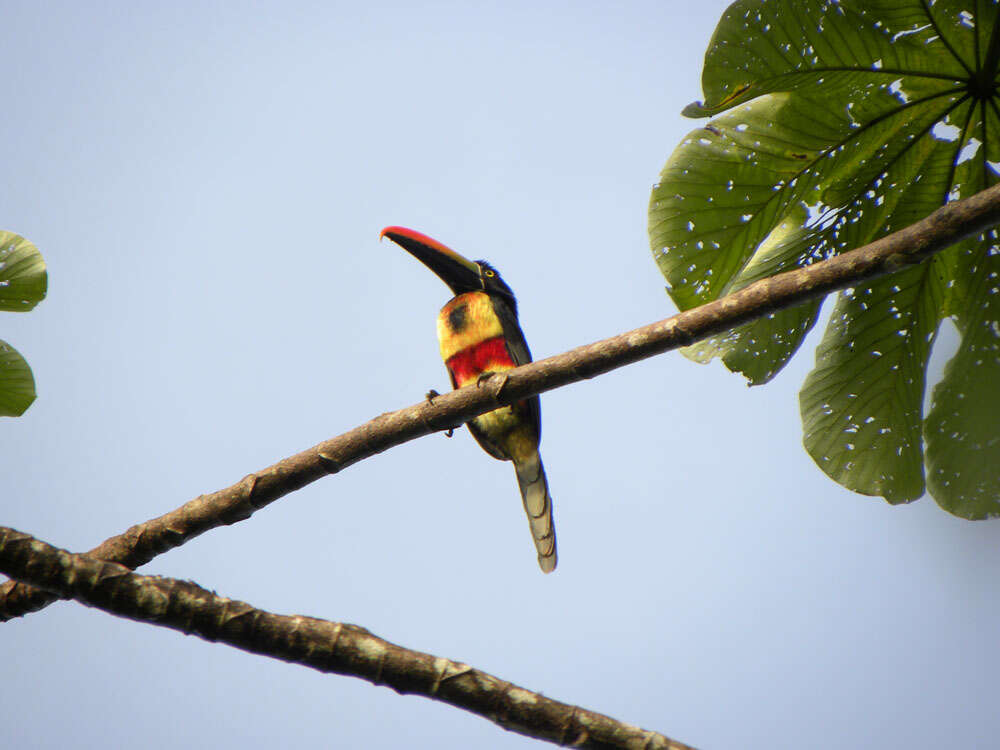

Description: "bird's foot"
425 388 455 437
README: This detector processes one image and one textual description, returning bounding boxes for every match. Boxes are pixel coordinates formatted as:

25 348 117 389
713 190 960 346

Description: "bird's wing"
491 295 542 440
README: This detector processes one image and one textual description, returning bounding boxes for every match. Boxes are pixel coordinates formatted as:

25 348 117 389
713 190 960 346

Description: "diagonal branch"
0 525 695 750
3 181 1000 622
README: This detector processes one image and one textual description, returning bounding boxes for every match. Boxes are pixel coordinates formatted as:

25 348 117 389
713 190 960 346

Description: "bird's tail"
514 451 557 573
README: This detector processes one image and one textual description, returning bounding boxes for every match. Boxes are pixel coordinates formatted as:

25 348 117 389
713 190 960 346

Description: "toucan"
380 226 557 573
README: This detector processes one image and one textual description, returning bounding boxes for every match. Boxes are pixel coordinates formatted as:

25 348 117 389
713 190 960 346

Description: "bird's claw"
425 388 455 437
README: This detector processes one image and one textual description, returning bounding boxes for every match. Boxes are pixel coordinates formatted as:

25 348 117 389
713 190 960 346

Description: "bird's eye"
483 269 495 277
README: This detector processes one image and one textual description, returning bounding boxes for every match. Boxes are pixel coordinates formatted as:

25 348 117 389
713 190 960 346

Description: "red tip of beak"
380 225 440 247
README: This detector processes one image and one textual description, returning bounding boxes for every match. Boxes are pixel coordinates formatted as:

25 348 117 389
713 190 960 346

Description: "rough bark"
0 526 694 750
2 182 999 621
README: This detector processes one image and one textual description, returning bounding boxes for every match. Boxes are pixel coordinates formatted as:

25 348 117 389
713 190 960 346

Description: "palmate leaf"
649 0 1000 516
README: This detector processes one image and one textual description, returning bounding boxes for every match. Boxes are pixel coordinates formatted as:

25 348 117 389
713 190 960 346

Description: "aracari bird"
380 226 557 573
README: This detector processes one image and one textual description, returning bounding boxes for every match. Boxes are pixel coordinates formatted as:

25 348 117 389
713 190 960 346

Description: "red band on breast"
446 336 515 387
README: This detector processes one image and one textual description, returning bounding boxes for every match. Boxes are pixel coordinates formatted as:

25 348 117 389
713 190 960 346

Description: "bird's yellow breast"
436 292 504 362
437 291 536 463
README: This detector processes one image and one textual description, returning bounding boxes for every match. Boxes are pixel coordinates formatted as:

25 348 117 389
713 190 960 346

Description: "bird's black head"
471 258 517 313
381 226 518 314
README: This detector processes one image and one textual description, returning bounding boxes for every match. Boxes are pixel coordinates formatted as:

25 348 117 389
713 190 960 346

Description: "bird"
380 226 557 573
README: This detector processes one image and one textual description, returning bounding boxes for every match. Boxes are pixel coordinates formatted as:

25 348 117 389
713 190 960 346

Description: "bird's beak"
380 226 481 296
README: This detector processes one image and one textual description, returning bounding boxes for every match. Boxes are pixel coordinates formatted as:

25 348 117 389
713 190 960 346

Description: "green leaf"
680 203 824 384
683 0 968 119
0 339 37 417
925 234 1000 518
649 0 1000 515
800 258 948 503
0 231 47 312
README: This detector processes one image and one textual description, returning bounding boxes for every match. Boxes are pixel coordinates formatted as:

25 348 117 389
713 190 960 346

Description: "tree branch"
3 182 999 621
0 525 695 750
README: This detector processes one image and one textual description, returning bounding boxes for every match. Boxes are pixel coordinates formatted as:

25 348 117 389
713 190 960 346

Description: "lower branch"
0 525 694 750
3 182 999 621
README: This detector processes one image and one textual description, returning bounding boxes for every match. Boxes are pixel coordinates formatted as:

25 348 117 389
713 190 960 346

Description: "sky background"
3 2 999 749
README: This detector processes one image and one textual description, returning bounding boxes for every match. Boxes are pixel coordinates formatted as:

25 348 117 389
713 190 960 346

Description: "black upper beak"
380 226 482 296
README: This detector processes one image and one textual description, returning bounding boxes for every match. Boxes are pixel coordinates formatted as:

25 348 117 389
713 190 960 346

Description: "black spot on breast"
448 304 468 332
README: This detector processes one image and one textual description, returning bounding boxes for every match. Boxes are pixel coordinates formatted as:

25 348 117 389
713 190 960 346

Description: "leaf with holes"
649 0 999 516
0 231 47 312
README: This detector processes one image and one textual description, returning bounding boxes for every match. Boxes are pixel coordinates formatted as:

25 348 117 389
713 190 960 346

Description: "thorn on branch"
477 372 509 402
316 452 341 475
222 476 258 521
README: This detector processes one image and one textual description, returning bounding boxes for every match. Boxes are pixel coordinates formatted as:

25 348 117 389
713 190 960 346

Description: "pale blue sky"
4 2 999 749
